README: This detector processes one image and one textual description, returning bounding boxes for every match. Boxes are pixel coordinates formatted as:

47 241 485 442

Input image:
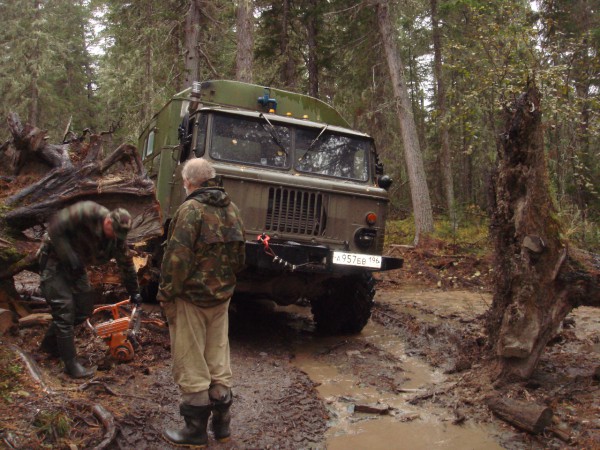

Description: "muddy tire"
310 273 375 335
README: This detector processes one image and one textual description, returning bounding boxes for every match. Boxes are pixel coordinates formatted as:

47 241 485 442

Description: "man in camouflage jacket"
159 158 245 448
39 201 142 378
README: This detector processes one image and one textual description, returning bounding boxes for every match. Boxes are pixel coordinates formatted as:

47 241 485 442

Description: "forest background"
0 0 598 251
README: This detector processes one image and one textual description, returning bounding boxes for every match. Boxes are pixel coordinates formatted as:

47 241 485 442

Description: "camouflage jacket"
45 201 140 296
157 182 246 307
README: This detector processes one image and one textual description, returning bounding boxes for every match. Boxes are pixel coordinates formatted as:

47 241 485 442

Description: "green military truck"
139 80 402 334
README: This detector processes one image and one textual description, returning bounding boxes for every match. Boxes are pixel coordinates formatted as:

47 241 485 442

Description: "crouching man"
39 201 142 378
158 158 245 448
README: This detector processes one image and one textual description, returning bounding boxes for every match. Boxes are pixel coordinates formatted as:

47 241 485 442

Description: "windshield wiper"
259 113 288 157
298 124 328 162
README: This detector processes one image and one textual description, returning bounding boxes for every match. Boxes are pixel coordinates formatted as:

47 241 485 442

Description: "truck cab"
139 80 402 334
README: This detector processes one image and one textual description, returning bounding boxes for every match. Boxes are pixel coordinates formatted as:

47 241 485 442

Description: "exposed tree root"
8 344 118 449
9 344 53 394
90 403 117 450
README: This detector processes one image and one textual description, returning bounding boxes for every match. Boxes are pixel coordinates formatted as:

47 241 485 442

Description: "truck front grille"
265 187 327 235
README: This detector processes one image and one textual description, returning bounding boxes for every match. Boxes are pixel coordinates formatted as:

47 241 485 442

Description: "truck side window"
146 130 155 157
141 136 148 159
192 114 207 158
179 114 193 162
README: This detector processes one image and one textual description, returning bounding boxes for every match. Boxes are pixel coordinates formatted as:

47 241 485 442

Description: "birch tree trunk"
236 0 254 83
375 0 434 242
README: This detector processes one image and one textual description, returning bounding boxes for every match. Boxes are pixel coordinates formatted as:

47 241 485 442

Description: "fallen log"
0 308 16 334
0 113 163 309
5 112 73 173
0 279 31 318
547 425 572 443
18 313 52 327
1 112 162 244
485 396 552 434
3 140 161 241
354 403 391 415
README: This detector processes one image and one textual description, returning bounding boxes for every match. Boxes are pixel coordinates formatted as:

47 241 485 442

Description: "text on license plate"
332 252 382 269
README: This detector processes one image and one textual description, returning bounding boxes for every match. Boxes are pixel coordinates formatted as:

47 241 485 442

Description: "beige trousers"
163 298 232 396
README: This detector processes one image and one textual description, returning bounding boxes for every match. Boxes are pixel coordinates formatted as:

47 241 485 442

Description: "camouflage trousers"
163 298 232 397
40 255 95 338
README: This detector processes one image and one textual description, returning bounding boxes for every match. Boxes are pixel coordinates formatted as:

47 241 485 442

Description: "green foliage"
0 0 98 141
1 0 598 250
0 347 23 403
557 205 600 253
33 410 72 442
386 207 490 255
93 0 189 141
93 0 237 141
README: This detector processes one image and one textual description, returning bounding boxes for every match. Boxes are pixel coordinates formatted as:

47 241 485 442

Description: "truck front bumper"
245 241 403 274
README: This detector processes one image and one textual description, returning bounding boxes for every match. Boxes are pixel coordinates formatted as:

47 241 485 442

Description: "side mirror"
378 175 393 190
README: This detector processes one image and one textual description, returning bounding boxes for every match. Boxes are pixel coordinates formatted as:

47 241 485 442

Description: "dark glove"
130 293 143 306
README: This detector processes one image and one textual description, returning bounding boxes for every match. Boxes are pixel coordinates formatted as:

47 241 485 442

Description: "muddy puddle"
284 300 504 450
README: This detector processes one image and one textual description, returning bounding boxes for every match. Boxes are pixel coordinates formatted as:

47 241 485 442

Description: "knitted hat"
109 208 132 240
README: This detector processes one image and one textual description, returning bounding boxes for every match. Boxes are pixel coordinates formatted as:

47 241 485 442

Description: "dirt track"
1 269 599 449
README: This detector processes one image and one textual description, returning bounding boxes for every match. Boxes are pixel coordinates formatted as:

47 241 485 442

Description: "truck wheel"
310 273 375 335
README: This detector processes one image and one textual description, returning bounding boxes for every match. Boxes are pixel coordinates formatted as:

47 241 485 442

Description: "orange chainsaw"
85 299 143 362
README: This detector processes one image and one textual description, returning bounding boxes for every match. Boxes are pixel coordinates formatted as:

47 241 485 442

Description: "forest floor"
1 241 599 449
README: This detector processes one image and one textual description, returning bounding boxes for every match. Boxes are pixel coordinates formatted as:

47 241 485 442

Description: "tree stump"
487 86 600 382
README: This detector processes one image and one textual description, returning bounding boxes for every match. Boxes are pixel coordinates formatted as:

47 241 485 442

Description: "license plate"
332 251 382 269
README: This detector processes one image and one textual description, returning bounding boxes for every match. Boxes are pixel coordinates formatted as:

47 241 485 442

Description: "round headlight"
354 228 377 250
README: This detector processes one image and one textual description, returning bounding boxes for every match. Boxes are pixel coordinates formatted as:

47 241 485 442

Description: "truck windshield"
208 112 370 182
295 127 370 181
209 114 291 168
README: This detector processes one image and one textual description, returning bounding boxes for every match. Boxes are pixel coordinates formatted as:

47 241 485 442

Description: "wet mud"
1 273 599 449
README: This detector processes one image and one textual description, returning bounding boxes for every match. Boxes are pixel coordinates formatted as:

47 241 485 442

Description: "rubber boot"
57 335 95 379
39 324 59 357
210 385 232 442
163 403 211 448
212 398 232 442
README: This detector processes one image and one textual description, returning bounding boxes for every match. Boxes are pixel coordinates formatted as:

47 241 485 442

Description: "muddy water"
289 311 503 449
